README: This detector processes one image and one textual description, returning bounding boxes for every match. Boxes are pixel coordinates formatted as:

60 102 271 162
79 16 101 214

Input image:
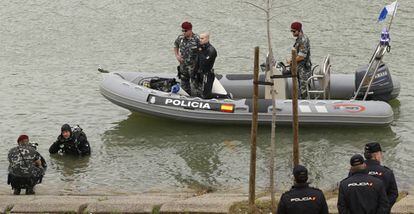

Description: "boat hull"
100 72 394 126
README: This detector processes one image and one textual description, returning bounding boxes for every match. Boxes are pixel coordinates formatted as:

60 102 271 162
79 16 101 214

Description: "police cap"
364 142 383 153
293 164 308 182
350 154 364 166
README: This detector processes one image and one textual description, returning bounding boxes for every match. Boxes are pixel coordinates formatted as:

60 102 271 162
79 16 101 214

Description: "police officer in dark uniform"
277 165 328 214
364 142 398 208
49 124 91 156
194 32 217 98
338 154 389 214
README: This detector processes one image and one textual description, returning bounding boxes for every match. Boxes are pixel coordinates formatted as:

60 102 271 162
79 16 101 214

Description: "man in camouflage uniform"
289 21 312 99
174 21 200 96
8 135 46 195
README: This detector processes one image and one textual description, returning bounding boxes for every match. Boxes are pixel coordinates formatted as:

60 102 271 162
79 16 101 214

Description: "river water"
1 0 413 195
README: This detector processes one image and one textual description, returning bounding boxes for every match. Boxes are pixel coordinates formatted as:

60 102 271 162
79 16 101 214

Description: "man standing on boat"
174 21 200 96
337 154 389 213
364 142 399 209
194 33 217 98
288 21 312 99
277 165 329 214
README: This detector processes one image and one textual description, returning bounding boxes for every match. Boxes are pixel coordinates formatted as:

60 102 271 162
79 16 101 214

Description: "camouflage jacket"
174 33 200 65
293 33 312 69
8 144 45 178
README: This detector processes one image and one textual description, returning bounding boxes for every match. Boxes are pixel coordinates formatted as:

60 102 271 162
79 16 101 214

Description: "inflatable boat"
99 54 397 126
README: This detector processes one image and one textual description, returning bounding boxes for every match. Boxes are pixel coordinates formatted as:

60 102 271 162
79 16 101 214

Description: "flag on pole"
378 1 399 22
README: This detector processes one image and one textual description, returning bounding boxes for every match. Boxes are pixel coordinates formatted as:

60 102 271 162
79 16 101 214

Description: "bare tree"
243 1 277 213
243 0 301 213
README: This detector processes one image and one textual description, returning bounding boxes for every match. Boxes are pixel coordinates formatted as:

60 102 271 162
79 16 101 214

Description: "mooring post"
291 49 299 166
249 47 260 211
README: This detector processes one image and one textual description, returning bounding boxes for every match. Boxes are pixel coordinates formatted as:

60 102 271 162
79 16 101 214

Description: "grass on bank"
229 190 409 214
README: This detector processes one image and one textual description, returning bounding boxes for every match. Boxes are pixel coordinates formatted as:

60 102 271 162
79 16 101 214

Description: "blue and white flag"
378 1 399 22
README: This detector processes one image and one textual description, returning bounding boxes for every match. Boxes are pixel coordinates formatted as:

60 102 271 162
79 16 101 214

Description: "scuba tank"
171 83 189 96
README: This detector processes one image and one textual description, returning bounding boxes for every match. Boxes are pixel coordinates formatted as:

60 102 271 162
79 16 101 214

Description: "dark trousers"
201 72 215 99
7 174 42 189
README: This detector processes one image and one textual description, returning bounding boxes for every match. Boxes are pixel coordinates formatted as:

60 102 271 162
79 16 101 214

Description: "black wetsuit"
49 132 91 156
194 42 217 98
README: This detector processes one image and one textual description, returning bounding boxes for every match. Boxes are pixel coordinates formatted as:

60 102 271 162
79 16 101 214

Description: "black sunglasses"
182 29 188 32
291 30 296 33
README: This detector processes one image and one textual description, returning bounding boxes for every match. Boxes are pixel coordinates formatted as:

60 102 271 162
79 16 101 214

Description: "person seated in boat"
49 124 91 156
194 32 217 99
8 135 46 195
287 21 312 99
174 21 200 96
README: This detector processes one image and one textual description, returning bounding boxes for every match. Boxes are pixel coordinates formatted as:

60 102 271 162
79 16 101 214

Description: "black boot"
13 188 21 195
26 188 35 195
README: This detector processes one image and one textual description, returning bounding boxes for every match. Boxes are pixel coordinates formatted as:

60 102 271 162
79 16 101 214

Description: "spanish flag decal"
220 104 235 113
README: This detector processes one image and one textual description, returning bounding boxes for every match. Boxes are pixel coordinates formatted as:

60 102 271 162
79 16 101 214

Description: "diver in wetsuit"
194 32 217 99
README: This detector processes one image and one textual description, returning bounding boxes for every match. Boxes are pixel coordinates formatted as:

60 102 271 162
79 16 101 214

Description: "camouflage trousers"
298 65 311 99
178 63 202 97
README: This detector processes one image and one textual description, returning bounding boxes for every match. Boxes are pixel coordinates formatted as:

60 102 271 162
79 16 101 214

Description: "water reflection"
389 99 401 121
102 113 399 191
102 113 250 190
49 154 91 179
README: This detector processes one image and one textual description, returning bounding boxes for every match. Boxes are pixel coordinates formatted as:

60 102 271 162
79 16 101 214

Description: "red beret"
17 134 29 143
181 21 192 30
291 22 302 31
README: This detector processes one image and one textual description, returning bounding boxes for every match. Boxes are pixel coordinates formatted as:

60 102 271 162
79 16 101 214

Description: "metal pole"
291 49 299 166
352 53 377 100
387 1 398 32
249 47 260 211
363 49 386 100
354 2 398 100
362 2 397 100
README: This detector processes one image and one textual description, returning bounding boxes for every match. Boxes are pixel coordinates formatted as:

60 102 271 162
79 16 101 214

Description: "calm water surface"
1 0 413 194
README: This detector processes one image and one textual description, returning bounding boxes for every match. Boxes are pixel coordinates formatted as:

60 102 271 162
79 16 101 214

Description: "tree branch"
243 1 267 13
273 0 302 9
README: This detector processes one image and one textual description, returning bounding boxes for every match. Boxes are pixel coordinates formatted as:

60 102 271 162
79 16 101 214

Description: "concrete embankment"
0 192 412 213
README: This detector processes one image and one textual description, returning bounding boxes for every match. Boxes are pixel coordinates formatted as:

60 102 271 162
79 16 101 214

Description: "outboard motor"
354 63 394 101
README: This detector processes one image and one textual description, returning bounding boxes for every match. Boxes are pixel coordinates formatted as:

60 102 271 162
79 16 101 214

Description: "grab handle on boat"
270 74 297 79
254 81 273 86
98 67 110 73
